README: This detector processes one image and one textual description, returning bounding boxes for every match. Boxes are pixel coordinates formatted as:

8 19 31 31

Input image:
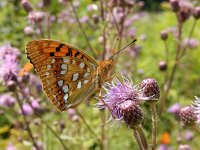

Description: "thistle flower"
167 103 180 120
97 75 144 128
178 144 192 150
24 26 35 36
0 44 20 84
31 99 40 110
6 143 17 150
0 94 16 108
181 38 199 49
28 11 46 24
21 103 33 116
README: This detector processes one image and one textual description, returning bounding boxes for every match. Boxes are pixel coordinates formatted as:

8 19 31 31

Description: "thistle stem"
160 14 183 114
133 130 144 150
136 125 149 150
179 20 197 58
15 92 39 150
100 109 107 150
151 102 157 150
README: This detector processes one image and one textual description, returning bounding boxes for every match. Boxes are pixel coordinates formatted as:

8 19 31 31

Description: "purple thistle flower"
0 94 16 108
31 99 40 110
80 16 89 23
97 75 143 128
182 38 199 49
87 4 98 11
167 103 180 120
0 44 20 60
183 130 193 141
28 11 46 24
0 44 20 84
21 103 33 116
178 144 192 150
6 143 17 150
24 26 35 36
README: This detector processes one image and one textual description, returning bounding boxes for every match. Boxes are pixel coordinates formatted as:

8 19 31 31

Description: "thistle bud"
119 100 144 129
21 0 33 13
178 2 193 23
159 61 167 71
160 30 168 40
193 7 200 20
6 80 17 91
180 106 197 126
170 0 179 12
140 78 160 100
92 14 99 24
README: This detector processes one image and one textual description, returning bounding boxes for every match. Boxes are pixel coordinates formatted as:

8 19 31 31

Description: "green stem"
151 103 157 150
179 20 197 58
133 130 144 150
15 92 40 150
136 125 149 150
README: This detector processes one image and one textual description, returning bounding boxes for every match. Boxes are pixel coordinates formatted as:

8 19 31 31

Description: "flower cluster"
97 75 160 129
0 44 20 85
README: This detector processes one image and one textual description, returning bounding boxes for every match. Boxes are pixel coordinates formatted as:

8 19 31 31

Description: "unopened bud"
160 30 168 40
193 7 200 20
159 61 167 71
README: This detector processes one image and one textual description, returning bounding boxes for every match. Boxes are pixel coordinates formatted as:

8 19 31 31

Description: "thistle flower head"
97 75 144 128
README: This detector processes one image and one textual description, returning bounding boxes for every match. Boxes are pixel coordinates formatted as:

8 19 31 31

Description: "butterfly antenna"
111 38 119 52
109 39 137 60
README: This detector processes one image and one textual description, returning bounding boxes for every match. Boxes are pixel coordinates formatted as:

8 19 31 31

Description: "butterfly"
26 39 114 111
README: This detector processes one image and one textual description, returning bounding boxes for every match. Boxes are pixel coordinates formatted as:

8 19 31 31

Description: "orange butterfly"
26 39 136 111
26 39 115 111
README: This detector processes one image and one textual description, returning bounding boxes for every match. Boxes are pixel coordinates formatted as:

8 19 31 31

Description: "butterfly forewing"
26 40 98 111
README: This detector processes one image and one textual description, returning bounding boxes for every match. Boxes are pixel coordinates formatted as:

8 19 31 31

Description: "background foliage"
0 0 200 150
